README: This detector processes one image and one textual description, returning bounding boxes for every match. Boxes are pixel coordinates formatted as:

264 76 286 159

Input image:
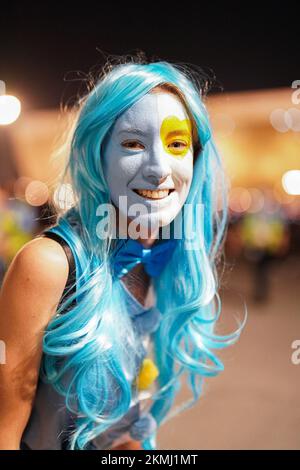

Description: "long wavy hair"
41 58 244 450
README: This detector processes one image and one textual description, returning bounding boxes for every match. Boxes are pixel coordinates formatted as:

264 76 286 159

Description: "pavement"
158 255 300 450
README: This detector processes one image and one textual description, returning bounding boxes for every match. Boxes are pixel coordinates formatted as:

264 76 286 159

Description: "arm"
0 237 69 449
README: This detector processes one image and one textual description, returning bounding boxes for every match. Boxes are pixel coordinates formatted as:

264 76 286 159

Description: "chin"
126 213 162 239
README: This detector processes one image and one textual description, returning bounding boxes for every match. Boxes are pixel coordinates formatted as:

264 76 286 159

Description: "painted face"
102 91 194 235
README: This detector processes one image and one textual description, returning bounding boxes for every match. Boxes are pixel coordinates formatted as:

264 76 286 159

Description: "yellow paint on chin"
160 116 192 158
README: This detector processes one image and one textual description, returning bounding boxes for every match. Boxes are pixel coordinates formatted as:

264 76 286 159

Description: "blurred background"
0 4 299 450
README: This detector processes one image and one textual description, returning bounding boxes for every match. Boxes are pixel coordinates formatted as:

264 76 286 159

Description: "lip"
132 188 175 200
130 188 176 202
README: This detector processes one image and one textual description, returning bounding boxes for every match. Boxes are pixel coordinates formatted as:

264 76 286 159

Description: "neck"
114 205 160 248
121 263 151 306
135 231 159 248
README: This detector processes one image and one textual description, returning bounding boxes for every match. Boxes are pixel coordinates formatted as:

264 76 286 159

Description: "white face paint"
102 91 194 235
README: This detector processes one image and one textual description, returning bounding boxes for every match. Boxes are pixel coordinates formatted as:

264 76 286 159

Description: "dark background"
1 3 299 109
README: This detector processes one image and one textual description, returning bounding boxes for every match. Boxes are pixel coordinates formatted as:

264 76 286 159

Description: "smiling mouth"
133 188 175 200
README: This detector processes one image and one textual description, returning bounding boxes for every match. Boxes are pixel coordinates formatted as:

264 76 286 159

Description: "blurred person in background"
0 187 38 286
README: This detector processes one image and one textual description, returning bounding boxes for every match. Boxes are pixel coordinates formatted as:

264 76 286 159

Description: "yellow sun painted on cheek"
160 116 192 158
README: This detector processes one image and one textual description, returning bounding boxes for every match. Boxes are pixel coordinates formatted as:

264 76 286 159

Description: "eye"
168 140 188 151
121 140 145 150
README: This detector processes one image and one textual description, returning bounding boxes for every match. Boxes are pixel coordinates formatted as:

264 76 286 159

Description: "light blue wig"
41 59 244 450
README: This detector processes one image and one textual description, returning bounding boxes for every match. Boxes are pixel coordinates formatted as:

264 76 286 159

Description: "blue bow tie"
111 238 177 278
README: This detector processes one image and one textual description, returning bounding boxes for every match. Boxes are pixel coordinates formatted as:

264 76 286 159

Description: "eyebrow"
165 130 191 138
117 128 147 137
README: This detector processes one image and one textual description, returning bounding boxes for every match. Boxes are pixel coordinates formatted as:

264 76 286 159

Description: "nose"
142 145 172 186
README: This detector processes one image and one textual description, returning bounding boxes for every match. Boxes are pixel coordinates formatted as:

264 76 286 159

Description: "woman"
0 58 242 450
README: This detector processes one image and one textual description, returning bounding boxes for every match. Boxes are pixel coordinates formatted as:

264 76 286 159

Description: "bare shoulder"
11 236 69 289
0 236 70 321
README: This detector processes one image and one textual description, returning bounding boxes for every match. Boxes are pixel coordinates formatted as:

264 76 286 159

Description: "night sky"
1 4 299 110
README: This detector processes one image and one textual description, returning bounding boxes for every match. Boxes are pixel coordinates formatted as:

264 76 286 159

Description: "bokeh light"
25 180 49 206
288 108 300 132
0 95 21 125
247 188 265 213
53 183 75 210
229 187 252 213
282 170 300 196
270 108 289 133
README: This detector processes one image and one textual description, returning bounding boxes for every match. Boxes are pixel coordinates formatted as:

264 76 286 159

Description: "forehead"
113 91 189 133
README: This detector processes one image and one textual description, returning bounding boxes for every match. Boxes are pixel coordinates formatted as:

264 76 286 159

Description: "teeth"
135 189 171 199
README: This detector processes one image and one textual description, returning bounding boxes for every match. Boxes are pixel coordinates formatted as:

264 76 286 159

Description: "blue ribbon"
112 238 177 279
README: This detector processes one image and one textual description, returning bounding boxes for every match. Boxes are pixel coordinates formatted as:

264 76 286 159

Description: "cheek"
105 151 140 188
118 156 141 178
171 154 193 187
